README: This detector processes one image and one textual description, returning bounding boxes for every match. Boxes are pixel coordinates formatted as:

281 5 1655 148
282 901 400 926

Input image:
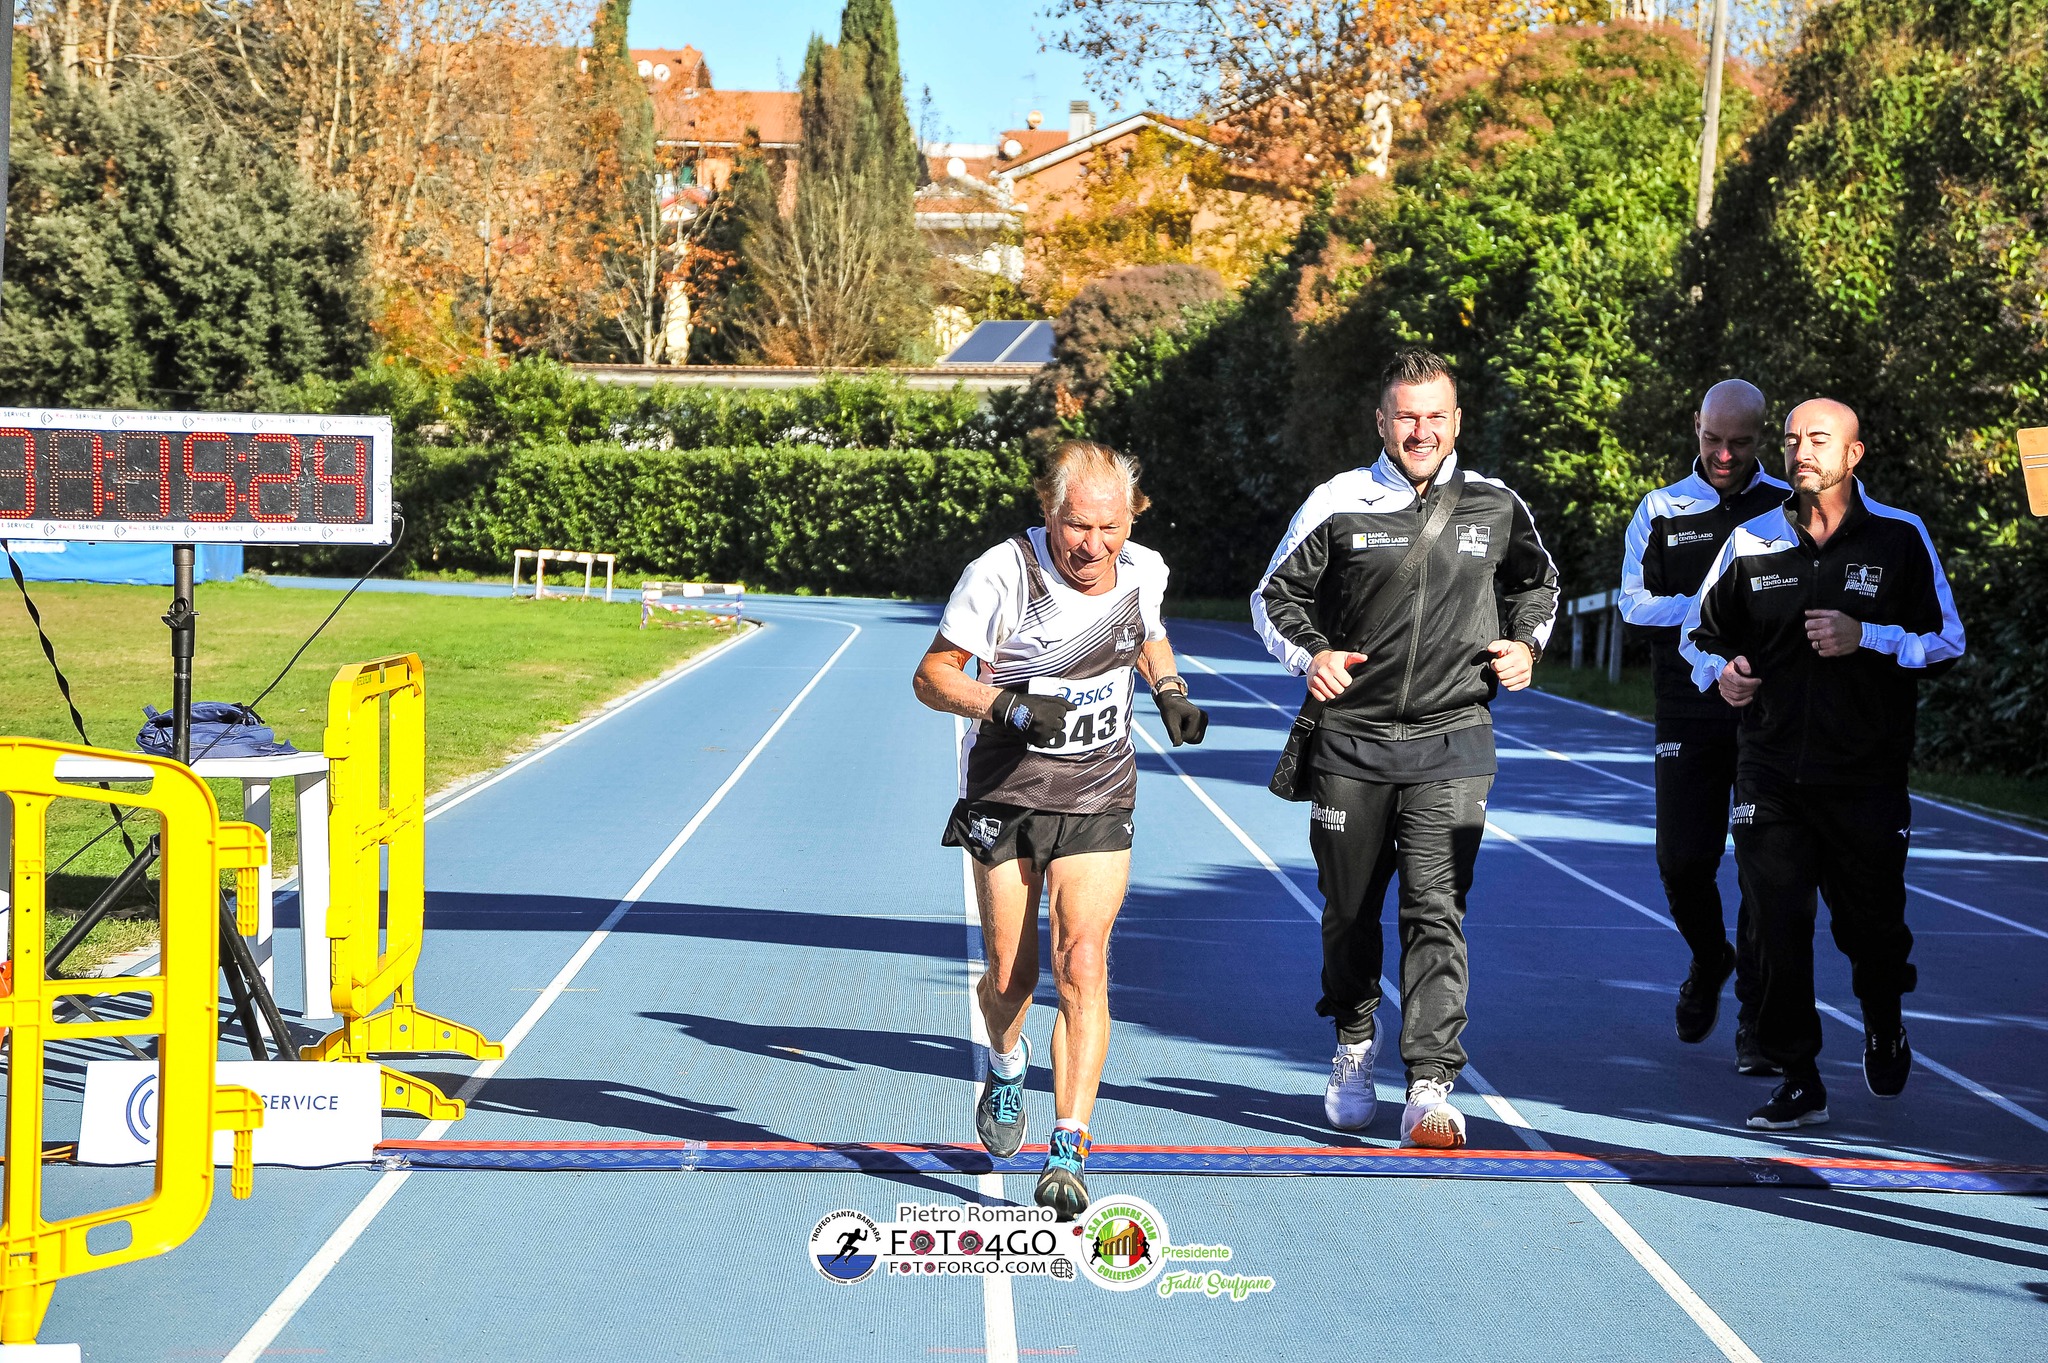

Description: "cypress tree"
837 0 922 196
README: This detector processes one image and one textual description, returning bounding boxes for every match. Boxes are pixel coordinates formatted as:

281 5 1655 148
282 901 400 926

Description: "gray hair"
1034 441 1152 518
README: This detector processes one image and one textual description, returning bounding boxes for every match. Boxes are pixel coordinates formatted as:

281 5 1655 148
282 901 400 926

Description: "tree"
837 0 921 199
1683 0 2048 774
0 80 371 407
1047 0 1550 193
1024 126 1299 311
732 24 927 364
1284 25 1758 591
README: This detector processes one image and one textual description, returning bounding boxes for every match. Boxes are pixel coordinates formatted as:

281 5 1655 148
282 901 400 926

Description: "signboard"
78 1060 382 1168
2021 426 2048 517
0 408 392 545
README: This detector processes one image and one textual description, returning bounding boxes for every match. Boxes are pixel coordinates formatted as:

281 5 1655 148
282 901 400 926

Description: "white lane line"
1487 727 2048 943
1480 818 2048 1139
1130 720 1764 1363
225 619 861 1363
425 620 763 823
954 719 1020 1363
1520 685 2048 844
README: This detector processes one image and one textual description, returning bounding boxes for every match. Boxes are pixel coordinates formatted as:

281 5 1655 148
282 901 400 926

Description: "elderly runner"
913 441 1208 1217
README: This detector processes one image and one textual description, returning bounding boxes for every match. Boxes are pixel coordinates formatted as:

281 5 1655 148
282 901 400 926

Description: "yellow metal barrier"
0 739 264 1346
301 654 501 1118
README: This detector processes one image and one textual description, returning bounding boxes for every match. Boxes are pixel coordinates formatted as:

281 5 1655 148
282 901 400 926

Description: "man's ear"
1451 407 1463 441
1845 440 1865 474
1374 407 1388 443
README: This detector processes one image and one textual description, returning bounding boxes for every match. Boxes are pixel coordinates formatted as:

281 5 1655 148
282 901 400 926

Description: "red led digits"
49 431 107 518
0 428 32 519
111 432 172 519
181 433 237 521
312 436 368 521
248 432 302 522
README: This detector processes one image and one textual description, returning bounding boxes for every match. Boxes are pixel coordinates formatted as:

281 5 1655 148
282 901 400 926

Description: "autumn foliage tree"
1049 0 1554 192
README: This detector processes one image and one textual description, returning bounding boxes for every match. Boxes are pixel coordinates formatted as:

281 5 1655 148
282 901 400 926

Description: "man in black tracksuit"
1682 399 1964 1130
1618 379 1788 1073
1254 348 1558 1148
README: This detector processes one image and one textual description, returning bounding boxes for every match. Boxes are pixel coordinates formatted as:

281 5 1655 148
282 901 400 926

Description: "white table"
31 750 335 1019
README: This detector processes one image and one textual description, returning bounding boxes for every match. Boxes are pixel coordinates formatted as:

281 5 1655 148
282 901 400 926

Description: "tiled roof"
655 88 802 147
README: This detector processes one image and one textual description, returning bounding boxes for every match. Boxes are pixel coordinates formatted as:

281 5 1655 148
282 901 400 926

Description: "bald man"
1681 399 1965 1130
1620 380 1788 1073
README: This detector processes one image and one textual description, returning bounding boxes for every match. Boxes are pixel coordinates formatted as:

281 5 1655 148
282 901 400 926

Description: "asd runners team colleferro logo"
1077 1196 1169 1292
810 1210 881 1284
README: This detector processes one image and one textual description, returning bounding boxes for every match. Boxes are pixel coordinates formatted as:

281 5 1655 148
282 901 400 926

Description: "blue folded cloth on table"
137 702 300 759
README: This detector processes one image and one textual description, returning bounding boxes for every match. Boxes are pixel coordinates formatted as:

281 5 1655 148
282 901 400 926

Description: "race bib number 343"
1026 672 1132 753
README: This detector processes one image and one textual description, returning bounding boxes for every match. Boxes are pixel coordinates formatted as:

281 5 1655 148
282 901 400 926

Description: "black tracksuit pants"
1731 776 1917 1080
1654 727 1760 1018
1309 769 1491 1083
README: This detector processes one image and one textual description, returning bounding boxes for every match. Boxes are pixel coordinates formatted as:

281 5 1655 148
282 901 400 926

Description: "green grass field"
3 578 737 971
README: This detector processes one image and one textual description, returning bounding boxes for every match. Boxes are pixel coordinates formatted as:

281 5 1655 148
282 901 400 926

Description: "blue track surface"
32 589 2048 1361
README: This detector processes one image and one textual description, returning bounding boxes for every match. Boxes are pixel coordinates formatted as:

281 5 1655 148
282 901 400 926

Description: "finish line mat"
372 1141 2048 1193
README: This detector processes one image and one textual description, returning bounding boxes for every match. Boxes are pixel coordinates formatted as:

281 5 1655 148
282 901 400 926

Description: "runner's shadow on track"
643 1011 974 1081
403 1068 1009 1204
1655 1184 2048 1274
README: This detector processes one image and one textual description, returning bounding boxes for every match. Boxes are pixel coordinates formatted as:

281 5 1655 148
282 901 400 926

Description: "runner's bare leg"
1045 848 1131 1126
974 857 1042 1055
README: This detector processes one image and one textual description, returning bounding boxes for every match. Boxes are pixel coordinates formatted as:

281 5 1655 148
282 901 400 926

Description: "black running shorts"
941 799 1134 872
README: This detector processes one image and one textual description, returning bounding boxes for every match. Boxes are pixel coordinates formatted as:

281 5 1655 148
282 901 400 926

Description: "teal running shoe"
975 1036 1031 1158
1034 1126 1091 1221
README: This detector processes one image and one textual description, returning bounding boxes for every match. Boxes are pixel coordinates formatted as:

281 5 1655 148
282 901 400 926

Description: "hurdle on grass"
513 549 617 602
0 739 265 1351
300 655 502 1118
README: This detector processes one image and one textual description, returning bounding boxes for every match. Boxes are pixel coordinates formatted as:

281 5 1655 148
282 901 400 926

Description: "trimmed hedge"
261 443 1038 597
284 356 1028 453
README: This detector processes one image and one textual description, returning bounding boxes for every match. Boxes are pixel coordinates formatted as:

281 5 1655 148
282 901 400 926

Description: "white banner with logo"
77 1060 381 1167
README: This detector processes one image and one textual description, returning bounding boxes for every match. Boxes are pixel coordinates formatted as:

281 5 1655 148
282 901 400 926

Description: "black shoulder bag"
1268 471 1466 801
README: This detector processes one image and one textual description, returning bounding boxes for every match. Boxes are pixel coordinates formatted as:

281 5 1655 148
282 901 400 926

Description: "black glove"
1154 689 1209 746
991 688 1076 747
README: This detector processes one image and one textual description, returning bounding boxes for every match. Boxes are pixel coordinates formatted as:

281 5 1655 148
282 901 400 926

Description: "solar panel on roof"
943 320 1034 364
995 320 1055 365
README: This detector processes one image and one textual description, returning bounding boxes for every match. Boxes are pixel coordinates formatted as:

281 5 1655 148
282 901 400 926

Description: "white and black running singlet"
938 529 1169 814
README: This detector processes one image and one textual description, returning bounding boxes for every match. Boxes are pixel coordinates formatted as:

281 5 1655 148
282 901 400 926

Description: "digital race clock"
0 408 393 545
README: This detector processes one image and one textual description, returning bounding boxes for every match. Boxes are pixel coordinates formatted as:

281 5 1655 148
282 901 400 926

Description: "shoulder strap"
1009 532 1051 604
1353 469 1465 649
1292 469 1466 724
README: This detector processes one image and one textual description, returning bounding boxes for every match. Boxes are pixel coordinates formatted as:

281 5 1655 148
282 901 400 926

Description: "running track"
36 589 2048 1361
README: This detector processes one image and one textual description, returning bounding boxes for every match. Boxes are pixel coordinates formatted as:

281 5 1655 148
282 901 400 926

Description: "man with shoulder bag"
1253 348 1559 1145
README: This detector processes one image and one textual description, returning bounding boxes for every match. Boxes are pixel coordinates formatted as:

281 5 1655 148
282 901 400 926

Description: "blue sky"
629 0 1105 145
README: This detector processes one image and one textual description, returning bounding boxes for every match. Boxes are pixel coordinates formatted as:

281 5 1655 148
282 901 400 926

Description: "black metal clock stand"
46 544 297 1060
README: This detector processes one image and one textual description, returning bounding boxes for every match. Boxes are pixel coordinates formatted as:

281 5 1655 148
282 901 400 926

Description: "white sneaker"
1400 1078 1467 1149
1323 1035 1380 1131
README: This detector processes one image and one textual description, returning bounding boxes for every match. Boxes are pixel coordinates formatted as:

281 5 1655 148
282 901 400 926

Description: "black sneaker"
1747 1077 1829 1130
1864 1024 1911 1099
1675 942 1736 1044
1734 1023 1781 1077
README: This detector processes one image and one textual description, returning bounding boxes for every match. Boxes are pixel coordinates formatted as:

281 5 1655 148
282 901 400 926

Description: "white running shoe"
1323 1035 1380 1131
1400 1078 1467 1149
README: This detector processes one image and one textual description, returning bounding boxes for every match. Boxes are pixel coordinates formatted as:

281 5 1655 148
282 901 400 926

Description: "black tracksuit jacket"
1680 481 1966 787
1253 453 1559 740
1619 461 1790 727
